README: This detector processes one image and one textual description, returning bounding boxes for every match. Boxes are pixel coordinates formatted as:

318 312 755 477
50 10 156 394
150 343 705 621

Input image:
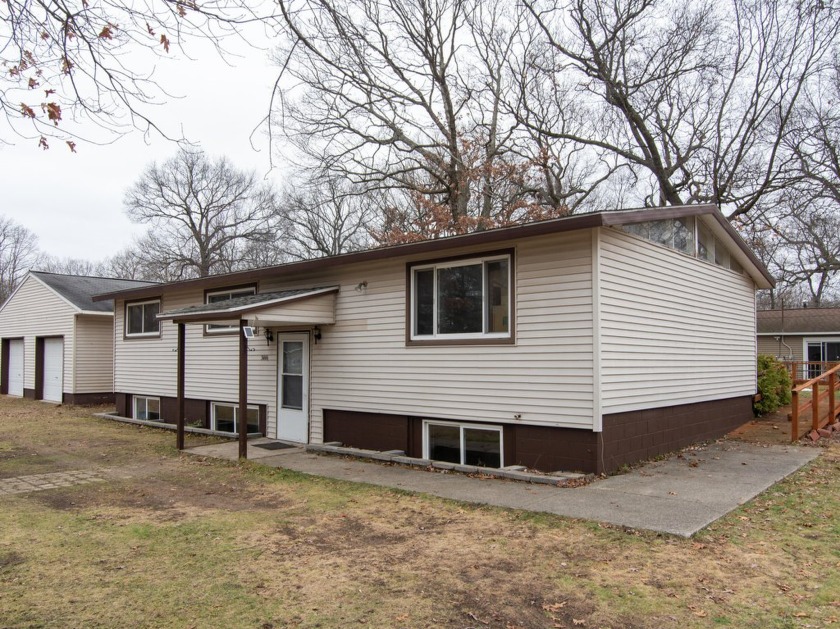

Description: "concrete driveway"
188 438 819 537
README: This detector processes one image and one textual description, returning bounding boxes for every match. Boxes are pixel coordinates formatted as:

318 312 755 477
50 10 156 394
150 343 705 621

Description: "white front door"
43 338 63 402
8 339 23 397
276 333 309 443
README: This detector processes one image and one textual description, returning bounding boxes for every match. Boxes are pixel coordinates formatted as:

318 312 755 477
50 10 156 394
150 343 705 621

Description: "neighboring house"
0 272 155 404
757 307 840 375
94 205 773 474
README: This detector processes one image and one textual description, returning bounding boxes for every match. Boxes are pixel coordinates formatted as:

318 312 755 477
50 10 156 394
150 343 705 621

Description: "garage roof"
31 272 157 313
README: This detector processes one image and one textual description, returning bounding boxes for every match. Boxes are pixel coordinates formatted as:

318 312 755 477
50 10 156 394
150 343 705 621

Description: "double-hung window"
125 300 160 337
410 253 512 342
205 286 256 333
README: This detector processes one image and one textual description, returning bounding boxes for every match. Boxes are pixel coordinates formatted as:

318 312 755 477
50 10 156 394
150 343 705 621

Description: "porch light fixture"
313 326 322 343
355 280 368 292
264 328 274 343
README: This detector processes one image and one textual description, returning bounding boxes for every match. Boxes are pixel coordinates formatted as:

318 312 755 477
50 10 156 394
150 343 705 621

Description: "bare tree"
124 148 284 278
1 0 280 149
519 0 839 220
283 177 373 259
39 256 102 276
0 216 41 303
744 49 840 306
98 249 152 281
274 0 577 238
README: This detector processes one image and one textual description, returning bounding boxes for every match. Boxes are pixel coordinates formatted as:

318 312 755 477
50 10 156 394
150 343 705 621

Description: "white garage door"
8 339 23 397
43 338 63 403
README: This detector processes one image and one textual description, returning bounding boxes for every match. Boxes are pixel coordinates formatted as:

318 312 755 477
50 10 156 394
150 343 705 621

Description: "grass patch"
1 397 838 628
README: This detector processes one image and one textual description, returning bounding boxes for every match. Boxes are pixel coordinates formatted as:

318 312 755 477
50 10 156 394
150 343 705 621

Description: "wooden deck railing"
783 360 840 384
789 362 840 442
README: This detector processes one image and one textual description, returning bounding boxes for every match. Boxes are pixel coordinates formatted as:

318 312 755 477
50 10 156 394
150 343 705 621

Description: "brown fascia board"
92 204 773 301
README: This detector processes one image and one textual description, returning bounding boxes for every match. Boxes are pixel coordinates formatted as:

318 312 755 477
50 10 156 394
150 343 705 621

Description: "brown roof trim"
93 204 773 301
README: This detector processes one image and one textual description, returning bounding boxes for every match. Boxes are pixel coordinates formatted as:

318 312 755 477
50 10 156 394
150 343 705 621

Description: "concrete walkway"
187 438 819 537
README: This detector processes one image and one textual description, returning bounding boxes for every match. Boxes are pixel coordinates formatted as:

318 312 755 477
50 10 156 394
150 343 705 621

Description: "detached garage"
0 272 154 404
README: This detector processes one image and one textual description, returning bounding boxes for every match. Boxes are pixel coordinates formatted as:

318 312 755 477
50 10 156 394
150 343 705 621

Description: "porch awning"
157 286 339 326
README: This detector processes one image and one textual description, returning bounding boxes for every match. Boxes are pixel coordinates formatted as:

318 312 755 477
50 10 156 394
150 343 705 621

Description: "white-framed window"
411 254 511 340
211 402 260 434
205 287 256 333
133 396 161 421
125 300 161 337
422 420 503 468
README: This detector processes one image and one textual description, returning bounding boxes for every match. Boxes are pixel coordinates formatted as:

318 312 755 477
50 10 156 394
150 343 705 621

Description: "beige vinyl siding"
599 228 757 413
114 232 596 440
114 290 279 426
251 292 337 325
73 315 116 393
757 335 802 361
0 275 76 393
259 232 596 441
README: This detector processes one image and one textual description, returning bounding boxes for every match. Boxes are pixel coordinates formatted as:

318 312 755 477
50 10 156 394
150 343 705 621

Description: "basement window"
133 396 161 421
422 420 503 468
211 402 260 434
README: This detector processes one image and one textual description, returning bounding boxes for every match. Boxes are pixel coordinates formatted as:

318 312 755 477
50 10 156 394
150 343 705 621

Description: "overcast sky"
1 33 285 264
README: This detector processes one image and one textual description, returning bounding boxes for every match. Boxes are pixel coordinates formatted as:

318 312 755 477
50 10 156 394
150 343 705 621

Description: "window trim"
210 401 260 434
203 284 257 335
133 396 161 421
422 419 504 468
405 249 515 346
124 298 162 339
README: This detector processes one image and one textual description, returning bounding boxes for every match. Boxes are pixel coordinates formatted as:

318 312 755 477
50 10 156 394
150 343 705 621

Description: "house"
0 272 155 404
94 205 773 474
757 307 840 378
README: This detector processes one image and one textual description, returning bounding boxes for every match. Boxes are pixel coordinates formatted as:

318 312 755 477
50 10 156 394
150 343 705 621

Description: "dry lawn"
0 397 838 628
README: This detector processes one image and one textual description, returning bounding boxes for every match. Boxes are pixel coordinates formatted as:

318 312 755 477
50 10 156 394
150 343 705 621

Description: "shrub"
754 354 792 415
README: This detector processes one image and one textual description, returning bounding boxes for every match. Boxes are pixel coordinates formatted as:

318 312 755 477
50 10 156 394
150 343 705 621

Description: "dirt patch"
0 550 25 571
28 459 294 522
727 404 809 444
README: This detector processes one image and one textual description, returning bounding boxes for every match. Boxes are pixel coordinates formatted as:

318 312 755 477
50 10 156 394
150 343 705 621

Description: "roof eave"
158 287 340 322
93 204 774 300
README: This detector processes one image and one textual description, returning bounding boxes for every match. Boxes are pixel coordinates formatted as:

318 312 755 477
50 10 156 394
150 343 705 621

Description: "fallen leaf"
542 602 567 612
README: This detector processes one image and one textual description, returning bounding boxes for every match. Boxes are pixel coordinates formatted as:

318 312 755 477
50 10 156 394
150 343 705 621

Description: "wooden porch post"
176 322 186 451
239 319 248 460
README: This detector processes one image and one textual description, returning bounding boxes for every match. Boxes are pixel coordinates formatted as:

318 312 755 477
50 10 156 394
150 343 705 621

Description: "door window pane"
463 428 501 468
282 375 303 409
281 340 305 411
437 264 483 334
283 342 303 374
427 424 460 464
